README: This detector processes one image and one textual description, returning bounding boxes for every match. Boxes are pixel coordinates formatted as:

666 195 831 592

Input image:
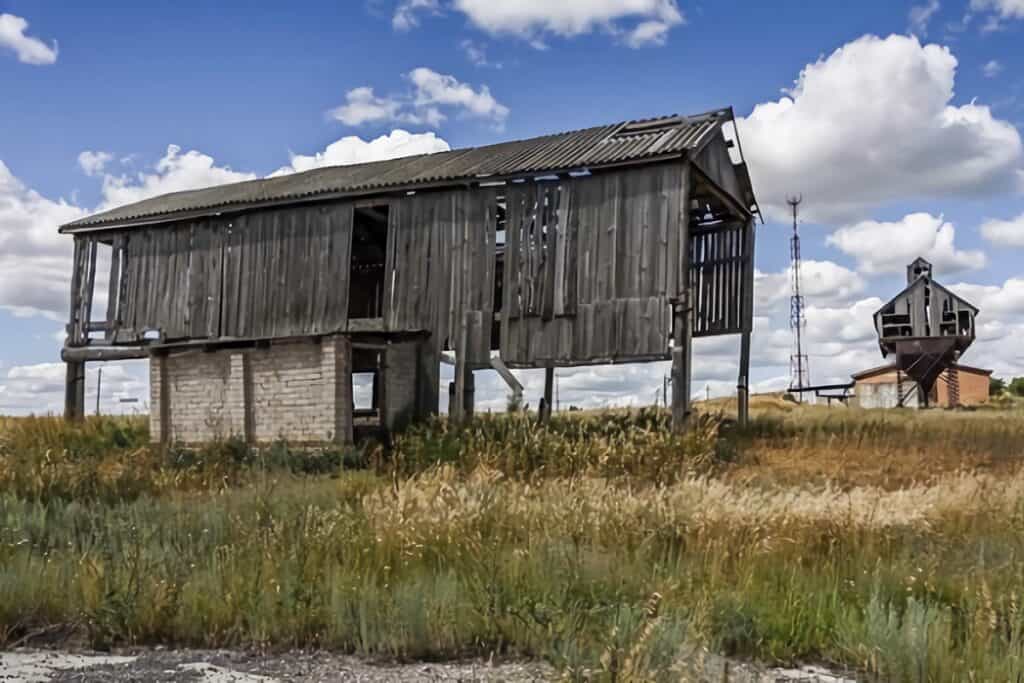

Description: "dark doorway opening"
349 205 390 319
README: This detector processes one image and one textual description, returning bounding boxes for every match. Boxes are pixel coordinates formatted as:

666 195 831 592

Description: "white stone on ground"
0 652 136 682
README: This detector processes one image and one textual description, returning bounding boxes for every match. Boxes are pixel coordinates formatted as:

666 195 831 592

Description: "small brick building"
852 363 991 409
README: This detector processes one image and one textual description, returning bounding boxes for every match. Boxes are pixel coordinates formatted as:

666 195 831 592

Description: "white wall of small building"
854 380 921 409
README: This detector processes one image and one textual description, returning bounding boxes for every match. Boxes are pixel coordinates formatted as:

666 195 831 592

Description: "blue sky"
1 0 1023 413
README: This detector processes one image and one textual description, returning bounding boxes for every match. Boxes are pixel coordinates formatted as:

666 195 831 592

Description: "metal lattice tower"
787 195 810 398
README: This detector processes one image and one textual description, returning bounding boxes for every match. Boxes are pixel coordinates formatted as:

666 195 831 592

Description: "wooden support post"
737 331 751 426
80 238 98 339
449 363 475 419
105 236 123 342
463 368 475 417
541 366 555 423
64 361 86 422
671 299 692 432
672 163 693 433
333 336 353 445
415 338 441 419
65 238 86 422
452 358 465 423
737 218 756 427
452 312 470 423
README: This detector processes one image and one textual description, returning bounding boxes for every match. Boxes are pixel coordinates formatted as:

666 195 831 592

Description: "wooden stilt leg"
463 368 475 417
738 331 751 427
333 336 353 445
541 366 554 423
64 361 86 421
671 299 692 433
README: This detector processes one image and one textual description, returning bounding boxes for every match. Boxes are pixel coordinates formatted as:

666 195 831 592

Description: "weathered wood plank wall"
84 159 751 371
385 187 496 365
499 164 685 367
114 204 353 343
222 204 353 339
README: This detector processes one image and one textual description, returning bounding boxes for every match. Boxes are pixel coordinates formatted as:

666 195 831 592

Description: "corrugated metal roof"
63 109 731 231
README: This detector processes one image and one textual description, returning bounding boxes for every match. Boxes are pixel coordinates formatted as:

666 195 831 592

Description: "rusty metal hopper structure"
873 258 978 405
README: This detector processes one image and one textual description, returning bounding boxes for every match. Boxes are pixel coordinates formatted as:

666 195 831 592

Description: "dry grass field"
2 401 1024 681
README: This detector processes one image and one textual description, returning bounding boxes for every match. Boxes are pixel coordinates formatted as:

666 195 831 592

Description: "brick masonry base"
150 335 433 444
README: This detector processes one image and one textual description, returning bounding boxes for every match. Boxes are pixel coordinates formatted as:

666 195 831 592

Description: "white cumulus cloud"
460 40 500 68
408 67 509 123
395 0 685 48
970 0 1024 29
271 130 450 176
393 0 441 30
737 34 1023 223
0 13 57 65
97 145 256 211
755 260 867 313
1 361 147 415
77 150 114 176
982 59 1003 77
827 213 986 275
329 87 407 127
909 0 941 35
981 212 1024 246
330 68 509 128
0 161 84 319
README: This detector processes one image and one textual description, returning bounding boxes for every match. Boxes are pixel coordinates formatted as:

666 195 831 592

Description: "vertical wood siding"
385 188 497 365
499 163 685 366
689 220 750 337
93 159 750 368
118 203 353 342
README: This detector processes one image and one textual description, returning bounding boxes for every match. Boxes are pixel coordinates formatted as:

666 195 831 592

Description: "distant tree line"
990 376 1024 397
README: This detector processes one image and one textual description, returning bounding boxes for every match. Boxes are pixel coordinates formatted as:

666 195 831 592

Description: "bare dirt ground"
0 648 856 682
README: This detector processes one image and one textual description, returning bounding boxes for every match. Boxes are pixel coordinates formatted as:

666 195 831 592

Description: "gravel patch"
1 648 857 682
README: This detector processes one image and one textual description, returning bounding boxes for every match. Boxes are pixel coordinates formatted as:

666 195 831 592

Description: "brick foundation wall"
249 339 336 443
151 338 339 444
151 351 244 442
150 335 432 444
935 368 990 407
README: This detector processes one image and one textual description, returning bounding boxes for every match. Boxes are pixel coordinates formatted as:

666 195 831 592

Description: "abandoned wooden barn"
59 108 760 443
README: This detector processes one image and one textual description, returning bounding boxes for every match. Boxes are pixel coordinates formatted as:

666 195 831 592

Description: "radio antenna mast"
787 195 810 400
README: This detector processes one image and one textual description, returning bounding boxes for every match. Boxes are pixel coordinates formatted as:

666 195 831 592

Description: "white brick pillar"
227 353 248 440
149 355 164 444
